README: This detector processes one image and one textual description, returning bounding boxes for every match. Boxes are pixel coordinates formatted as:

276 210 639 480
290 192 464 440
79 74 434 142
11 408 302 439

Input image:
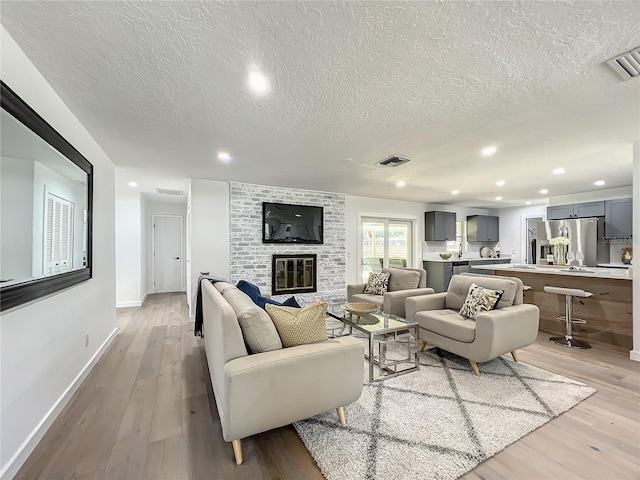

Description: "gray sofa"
405 274 539 376
347 267 434 317
201 280 364 464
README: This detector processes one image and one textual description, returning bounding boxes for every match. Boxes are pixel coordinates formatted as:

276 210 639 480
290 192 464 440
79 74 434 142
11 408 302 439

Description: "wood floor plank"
13 293 640 480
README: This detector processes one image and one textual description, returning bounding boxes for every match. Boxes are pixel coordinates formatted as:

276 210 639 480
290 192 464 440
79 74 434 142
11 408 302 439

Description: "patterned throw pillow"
363 272 390 295
459 283 504 319
265 301 329 347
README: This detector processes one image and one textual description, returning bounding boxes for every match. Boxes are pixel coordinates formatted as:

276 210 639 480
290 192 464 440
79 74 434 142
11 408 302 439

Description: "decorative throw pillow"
236 280 300 309
459 283 504 319
265 301 329 348
363 272 390 295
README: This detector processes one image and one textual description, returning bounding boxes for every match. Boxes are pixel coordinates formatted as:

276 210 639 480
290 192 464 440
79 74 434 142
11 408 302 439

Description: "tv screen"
262 202 324 244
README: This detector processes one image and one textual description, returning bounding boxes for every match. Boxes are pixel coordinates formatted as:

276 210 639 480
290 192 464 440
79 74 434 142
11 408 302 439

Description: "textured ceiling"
1 1 639 207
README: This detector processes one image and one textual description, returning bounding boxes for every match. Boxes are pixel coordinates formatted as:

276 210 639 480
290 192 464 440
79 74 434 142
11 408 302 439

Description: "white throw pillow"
459 283 504 319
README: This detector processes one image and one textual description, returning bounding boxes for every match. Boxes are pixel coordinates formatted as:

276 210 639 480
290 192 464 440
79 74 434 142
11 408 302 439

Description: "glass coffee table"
327 304 419 382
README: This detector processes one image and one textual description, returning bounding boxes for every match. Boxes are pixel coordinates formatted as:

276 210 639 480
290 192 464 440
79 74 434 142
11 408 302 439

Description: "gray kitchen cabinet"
547 201 605 220
467 215 499 242
423 261 453 293
425 211 456 241
605 197 632 238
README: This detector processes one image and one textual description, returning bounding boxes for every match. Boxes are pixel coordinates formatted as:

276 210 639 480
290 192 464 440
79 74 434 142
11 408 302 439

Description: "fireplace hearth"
272 254 317 295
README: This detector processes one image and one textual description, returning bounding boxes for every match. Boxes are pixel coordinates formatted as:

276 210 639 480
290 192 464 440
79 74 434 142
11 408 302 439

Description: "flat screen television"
262 202 324 244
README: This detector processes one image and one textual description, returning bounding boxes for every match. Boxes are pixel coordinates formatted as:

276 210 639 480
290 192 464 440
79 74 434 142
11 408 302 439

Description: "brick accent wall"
229 182 346 304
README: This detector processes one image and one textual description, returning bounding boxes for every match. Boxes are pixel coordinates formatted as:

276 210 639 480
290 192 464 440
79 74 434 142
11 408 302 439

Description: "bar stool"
544 286 592 349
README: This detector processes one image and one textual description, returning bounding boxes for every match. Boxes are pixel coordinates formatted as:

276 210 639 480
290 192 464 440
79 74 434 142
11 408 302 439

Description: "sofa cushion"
266 302 329 348
350 293 384 307
214 281 236 294
459 283 504 319
446 275 517 311
236 280 300 309
417 310 476 343
222 288 283 353
364 272 390 295
384 267 420 292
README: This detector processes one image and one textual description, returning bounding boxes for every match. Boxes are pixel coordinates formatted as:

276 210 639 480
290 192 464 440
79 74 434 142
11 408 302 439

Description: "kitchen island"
471 264 633 350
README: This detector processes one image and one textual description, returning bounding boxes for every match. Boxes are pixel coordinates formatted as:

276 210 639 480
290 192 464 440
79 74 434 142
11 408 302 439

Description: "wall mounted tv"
262 202 324 244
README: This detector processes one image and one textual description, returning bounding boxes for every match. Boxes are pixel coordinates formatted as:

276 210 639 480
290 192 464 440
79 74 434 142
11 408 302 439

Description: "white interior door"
153 215 182 293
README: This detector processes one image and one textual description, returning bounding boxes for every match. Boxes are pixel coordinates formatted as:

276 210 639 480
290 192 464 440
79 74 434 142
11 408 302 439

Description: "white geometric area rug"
294 347 596 480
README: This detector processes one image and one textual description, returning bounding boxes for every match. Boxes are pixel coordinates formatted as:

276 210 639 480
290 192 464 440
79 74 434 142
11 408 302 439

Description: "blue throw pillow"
236 280 300 310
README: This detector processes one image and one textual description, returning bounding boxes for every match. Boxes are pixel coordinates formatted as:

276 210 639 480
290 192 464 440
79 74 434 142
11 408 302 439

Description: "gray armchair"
348 267 434 318
405 274 539 376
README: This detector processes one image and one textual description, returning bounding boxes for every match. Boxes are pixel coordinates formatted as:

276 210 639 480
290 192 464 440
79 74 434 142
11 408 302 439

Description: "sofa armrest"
347 283 367 300
474 304 540 360
405 292 447 321
383 288 435 317
220 336 364 442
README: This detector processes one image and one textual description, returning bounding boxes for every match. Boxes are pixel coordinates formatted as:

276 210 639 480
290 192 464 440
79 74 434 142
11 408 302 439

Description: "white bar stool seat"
544 286 592 349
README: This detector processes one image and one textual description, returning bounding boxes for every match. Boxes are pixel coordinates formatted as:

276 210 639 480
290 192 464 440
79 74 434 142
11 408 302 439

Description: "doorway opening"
360 217 413 282
524 216 543 264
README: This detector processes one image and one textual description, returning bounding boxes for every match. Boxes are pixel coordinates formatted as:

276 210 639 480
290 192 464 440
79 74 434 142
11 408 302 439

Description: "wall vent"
606 46 640 80
376 155 411 167
156 188 184 196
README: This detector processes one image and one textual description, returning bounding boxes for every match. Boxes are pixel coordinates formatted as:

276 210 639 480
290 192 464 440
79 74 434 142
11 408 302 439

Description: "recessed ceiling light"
594 180 605 186
495 196 503 201
525 201 532 205
217 151 232 163
294 213 302 217
539 189 548 194
247 66 270 96
496 180 505 186
552 167 565 175
128 181 138 187
396 180 406 188
481 146 497 157
451 190 460 195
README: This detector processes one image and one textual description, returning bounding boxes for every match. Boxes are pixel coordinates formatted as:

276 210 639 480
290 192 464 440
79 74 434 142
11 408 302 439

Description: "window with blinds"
44 192 75 274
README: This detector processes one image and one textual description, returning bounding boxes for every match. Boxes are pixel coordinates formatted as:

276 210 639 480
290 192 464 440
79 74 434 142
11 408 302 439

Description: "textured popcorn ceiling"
1 1 639 207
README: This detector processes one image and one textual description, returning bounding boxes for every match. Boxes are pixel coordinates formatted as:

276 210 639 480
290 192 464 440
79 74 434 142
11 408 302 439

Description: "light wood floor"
15 293 640 480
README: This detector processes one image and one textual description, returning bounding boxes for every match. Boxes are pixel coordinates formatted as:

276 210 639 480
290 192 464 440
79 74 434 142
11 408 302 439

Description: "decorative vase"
622 248 632 265
554 245 566 266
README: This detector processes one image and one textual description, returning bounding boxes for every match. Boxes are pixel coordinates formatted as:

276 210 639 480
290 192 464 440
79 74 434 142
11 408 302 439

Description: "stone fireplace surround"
229 182 346 304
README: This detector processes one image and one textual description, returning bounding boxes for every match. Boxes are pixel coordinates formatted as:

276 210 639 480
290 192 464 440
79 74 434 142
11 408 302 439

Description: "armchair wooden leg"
511 351 519 362
419 341 427 352
232 439 243 465
469 360 480 377
336 406 346 425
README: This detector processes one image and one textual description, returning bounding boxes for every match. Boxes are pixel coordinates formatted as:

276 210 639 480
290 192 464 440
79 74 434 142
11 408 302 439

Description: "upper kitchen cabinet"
425 211 456 241
547 201 605 220
467 215 499 242
605 197 632 238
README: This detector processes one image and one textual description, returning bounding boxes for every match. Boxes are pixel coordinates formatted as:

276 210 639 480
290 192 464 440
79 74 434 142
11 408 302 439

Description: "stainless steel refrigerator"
536 218 608 266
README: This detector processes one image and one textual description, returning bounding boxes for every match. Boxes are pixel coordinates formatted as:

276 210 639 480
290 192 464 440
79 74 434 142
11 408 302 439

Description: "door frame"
357 212 418 282
151 214 184 294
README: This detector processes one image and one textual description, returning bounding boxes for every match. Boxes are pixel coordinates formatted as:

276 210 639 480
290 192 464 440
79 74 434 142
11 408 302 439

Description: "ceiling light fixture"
525 201 532 205
451 190 460 195
481 145 497 157
247 65 270 96
217 151 232 163
396 180 406 187
496 180 505 186
495 196 502 201
552 167 565 175
539 189 548 195
594 180 606 186
128 181 138 187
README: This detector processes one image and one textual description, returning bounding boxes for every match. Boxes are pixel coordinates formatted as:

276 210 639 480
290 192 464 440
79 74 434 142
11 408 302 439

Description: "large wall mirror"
1 81 93 311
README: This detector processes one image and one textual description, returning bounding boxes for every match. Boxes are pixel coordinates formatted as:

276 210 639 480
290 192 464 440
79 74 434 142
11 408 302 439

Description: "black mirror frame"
1 81 93 312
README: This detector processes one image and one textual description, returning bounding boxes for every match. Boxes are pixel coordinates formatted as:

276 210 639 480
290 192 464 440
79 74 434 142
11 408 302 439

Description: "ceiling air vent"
606 46 640 80
377 155 411 167
156 188 184 196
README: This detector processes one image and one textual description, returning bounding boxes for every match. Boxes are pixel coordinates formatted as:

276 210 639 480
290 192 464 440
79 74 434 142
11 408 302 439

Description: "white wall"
632 140 639 362
0 26 117 479
188 179 230 317
0 156 34 281
140 194 149 298
495 204 548 264
115 181 142 307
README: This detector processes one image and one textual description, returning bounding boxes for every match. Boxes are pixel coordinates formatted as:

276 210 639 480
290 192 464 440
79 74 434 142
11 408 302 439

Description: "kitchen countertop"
424 257 510 263
471 263 632 280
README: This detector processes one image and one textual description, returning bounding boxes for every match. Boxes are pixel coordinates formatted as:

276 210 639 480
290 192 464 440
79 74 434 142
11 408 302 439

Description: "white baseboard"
630 350 640 362
140 291 149 306
0 328 118 480
116 300 142 308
